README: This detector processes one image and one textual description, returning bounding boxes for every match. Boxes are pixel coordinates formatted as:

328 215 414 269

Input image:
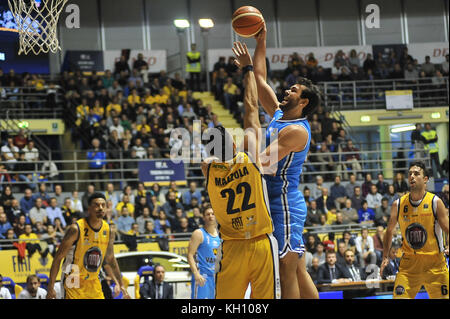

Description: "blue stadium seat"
1 277 22 299
36 273 49 290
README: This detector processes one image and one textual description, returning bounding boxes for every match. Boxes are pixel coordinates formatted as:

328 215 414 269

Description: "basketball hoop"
7 0 68 55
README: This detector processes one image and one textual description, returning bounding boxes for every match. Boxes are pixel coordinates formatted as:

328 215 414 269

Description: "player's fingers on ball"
232 47 238 57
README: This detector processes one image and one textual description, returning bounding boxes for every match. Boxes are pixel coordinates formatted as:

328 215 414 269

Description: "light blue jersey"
264 109 311 258
191 227 221 299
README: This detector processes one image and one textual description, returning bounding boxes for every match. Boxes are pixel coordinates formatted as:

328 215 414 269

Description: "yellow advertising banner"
1 241 190 284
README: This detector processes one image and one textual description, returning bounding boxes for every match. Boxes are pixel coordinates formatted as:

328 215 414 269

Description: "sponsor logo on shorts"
395 285 405 295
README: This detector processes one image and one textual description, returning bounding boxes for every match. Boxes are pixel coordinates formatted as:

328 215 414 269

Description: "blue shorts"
268 191 306 258
191 272 215 299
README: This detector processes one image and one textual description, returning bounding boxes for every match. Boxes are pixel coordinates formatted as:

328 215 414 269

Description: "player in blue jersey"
187 206 222 299
253 24 321 299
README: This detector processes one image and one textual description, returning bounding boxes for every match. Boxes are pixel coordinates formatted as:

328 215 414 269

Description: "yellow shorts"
62 274 105 299
215 234 281 299
393 253 449 299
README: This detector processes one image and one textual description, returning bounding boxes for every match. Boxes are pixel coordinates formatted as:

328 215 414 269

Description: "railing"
0 85 65 119
0 147 431 192
318 77 449 111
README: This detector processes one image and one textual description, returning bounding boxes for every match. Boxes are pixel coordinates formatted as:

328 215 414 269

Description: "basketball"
232 6 264 38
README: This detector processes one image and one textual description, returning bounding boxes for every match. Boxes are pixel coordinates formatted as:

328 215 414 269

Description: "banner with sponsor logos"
208 45 373 72
406 42 449 65
62 50 104 72
208 42 448 72
138 159 186 187
103 49 167 73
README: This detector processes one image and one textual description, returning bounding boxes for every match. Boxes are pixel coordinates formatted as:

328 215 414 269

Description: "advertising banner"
138 159 186 187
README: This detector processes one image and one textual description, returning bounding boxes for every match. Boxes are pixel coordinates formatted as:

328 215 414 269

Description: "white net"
7 0 68 55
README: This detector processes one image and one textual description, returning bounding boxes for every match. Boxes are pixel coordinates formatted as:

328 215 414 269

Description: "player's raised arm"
380 199 399 277
232 41 262 168
253 24 279 117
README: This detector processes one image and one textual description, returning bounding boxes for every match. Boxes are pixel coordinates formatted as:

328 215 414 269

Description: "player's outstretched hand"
232 41 253 69
254 22 266 42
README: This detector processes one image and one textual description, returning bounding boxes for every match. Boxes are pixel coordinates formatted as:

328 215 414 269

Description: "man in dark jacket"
140 264 173 299
317 251 351 284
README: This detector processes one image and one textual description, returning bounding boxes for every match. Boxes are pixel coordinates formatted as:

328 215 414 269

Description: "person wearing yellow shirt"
19 224 47 258
127 89 141 105
106 97 122 117
76 98 90 125
136 117 151 133
116 194 135 217
92 100 105 118
223 77 240 112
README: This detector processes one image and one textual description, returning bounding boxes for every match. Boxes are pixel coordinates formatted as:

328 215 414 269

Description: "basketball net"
7 0 67 55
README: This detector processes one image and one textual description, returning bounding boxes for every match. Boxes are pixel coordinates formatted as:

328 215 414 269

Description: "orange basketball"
232 6 264 38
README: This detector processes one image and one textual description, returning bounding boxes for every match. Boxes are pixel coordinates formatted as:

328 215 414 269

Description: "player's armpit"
259 124 308 173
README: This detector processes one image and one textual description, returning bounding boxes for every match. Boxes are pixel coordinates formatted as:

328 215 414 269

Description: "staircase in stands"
192 92 241 129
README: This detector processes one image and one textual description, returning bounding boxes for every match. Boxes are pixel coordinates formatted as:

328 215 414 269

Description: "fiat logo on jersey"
405 223 427 250
83 247 102 272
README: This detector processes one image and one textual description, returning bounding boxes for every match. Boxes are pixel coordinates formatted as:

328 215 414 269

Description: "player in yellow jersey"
380 161 449 299
46 193 130 299
201 41 280 299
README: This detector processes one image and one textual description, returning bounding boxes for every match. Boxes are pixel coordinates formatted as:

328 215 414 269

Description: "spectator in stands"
338 230 356 255
305 200 323 227
374 197 390 227
116 206 135 238
344 174 358 198
1 137 19 170
362 53 376 74
385 184 399 207
46 197 66 228
355 227 376 267
317 250 351 284
19 224 47 258
136 206 154 234
310 175 325 200
341 140 363 179
438 183 449 208
404 63 419 80
372 225 384 265
154 210 171 235
187 206 204 230
366 184 382 210
134 195 150 218
41 159 60 191
381 245 401 279
51 184 65 208
87 138 107 190
422 123 444 179
116 194 135 218
114 55 130 77
421 56 435 76
314 142 335 181
392 172 408 196
17 274 47 299
389 63 404 79
40 224 63 258
181 181 202 209
14 214 27 237
330 175 347 210
342 249 366 284
308 257 320 285
0 274 12 299
61 197 80 225
357 200 375 225
0 212 12 238
316 188 335 214
81 184 96 212
70 190 83 214
361 173 373 198
375 173 389 196
305 233 319 255
313 242 326 266
29 198 48 228
350 186 364 211
336 240 349 266
340 198 359 224
19 189 33 216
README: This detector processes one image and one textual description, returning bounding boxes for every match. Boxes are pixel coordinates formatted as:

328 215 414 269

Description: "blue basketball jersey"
196 227 221 275
263 109 311 257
